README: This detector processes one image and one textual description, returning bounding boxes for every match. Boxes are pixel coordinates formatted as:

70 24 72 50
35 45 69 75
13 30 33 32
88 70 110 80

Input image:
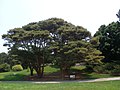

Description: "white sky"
0 0 120 53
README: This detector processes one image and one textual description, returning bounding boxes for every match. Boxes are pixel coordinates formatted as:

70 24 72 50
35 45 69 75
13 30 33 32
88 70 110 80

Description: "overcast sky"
0 0 120 53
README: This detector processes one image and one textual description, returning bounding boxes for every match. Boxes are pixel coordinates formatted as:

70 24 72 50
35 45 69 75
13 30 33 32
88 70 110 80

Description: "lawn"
0 80 120 90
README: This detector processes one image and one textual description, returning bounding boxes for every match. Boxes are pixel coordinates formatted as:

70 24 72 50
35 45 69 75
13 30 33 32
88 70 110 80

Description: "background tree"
94 21 120 64
0 52 8 64
116 9 120 21
0 52 10 72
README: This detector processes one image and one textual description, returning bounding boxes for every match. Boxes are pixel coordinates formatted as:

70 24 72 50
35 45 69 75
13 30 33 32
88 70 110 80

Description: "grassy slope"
0 80 120 90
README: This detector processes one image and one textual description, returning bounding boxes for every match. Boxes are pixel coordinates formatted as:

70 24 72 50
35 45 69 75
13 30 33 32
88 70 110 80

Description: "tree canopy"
2 18 104 78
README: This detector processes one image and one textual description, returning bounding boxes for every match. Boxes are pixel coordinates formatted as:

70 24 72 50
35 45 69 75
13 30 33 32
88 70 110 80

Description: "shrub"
0 63 10 72
94 63 120 75
12 64 23 71
110 65 120 76
93 64 107 74
93 65 104 73
110 69 120 76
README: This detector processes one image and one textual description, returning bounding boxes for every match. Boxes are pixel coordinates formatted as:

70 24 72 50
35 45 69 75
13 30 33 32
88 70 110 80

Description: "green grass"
71 65 86 70
44 65 59 74
0 80 120 90
87 72 113 79
0 70 30 81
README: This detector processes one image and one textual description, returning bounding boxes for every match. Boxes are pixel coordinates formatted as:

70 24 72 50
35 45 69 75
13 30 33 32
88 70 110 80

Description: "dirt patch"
24 71 83 81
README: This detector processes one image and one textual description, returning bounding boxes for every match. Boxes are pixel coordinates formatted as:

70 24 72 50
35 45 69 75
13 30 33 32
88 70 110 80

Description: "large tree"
94 21 120 64
3 18 103 79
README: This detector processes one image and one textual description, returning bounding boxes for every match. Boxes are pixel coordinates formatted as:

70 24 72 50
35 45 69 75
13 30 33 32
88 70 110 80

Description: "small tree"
116 9 120 21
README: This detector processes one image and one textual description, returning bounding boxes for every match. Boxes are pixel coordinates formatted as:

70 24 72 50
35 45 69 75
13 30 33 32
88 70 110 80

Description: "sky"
0 0 120 53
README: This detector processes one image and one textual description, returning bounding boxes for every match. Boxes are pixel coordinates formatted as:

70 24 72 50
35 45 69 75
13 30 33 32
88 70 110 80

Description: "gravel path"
33 77 120 83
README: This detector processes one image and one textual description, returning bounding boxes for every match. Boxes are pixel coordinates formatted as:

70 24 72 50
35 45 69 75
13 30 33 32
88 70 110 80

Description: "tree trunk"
29 64 34 76
30 68 33 76
34 54 45 78
60 68 65 80
60 67 70 80
36 67 41 77
41 65 44 77
35 66 44 78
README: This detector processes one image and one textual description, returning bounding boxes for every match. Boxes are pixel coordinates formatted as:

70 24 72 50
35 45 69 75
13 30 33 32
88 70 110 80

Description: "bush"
94 63 120 75
110 65 120 75
110 69 120 76
0 63 10 72
94 64 112 74
12 65 23 71
93 65 104 73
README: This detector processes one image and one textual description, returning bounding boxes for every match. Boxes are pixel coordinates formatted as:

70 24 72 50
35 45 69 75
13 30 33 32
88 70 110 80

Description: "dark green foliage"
12 65 23 71
94 16 120 76
0 63 10 72
94 22 120 64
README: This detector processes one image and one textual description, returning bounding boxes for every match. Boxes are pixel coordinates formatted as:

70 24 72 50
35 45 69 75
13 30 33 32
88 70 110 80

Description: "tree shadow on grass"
24 68 98 81
0 73 27 81
25 70 62 81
